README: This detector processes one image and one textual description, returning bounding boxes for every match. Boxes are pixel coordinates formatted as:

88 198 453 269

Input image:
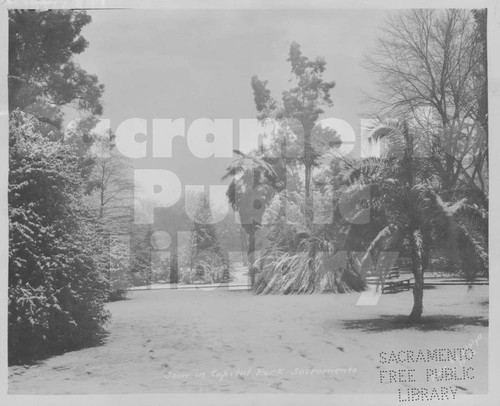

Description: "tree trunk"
240 227 248 266
409 256 424 323
248 226 256 287
103 230 112 297
305 163 312 225
407 226 427 323
304 127 313 228
170 233 179 284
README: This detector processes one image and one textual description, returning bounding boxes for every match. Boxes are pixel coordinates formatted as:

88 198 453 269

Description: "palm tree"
222 149 285 285
346 119 487 323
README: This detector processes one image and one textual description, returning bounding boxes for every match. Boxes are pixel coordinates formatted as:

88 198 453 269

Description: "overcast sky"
73 9 388 215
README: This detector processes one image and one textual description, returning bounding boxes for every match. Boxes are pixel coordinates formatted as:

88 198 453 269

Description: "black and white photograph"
2 0 498 404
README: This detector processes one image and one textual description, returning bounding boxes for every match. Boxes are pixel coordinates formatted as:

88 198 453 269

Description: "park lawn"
8 285 488 394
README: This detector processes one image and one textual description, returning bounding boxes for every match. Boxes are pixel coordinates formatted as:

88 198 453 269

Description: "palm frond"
456 221 488 280
360 223 399 268
342 157 384 184
366 119 412 160
454 201 488 237
412 229 424 262
368 119 401 142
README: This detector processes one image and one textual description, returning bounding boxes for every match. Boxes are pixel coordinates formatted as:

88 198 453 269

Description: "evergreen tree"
251 41 335 227
188 195 227 283
9 112 109 364
9 10 103 120
8 10 108 364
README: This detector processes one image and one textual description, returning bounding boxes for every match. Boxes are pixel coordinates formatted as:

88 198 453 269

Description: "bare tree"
364 9 487 200
86 130 136 296
87 130 134 224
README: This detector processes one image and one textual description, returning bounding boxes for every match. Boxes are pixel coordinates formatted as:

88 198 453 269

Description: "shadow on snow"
338 315 488 332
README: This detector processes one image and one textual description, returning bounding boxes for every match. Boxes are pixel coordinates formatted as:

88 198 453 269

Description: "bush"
254 246 366 294
181 251 233 284
108 289 129 302
9 112 110 364
254 218 365 294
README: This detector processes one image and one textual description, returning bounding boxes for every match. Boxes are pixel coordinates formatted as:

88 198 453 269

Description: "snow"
8 285 488 394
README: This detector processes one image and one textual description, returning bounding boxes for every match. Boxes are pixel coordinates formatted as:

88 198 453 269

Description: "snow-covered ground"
9 285 488 394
